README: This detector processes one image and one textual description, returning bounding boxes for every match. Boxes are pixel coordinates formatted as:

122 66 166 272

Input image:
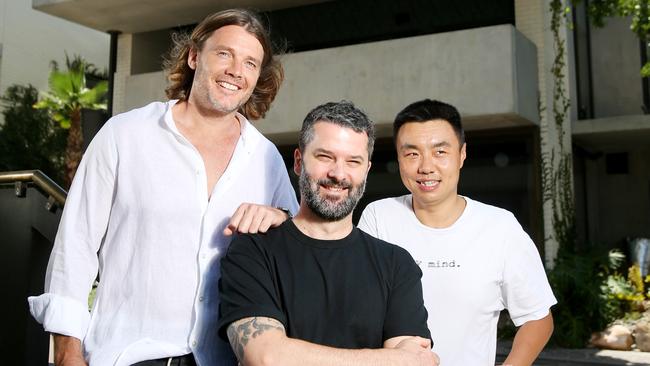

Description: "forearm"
53 334 87 366
253 337 419 366
503 312 554 366
228 317 432 366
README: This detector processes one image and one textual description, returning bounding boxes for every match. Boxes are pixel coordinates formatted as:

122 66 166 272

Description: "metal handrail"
0 170 67 206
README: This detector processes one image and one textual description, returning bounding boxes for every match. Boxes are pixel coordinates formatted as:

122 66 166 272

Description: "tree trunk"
64 109 83 189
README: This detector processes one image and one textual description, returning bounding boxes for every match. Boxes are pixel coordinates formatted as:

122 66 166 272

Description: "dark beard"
299 170 366 221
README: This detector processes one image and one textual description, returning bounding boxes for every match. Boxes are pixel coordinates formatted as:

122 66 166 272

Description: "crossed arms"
226 317 439 366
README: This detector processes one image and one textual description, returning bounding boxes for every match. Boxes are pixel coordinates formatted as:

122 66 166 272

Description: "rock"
634 320 650 352
590 324 634 351
640 300 650 312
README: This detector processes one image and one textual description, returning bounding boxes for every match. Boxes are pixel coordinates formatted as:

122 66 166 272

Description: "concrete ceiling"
33 0 331 33
572 114 650 151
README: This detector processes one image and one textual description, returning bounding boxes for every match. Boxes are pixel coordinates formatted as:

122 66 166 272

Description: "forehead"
203 25 264 58
307 121 369 156
396 119 460 147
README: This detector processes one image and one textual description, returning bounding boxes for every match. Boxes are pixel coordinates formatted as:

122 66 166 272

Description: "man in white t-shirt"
358 99 556 366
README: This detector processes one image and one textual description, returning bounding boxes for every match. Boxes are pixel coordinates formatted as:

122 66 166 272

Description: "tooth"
218 82 238 90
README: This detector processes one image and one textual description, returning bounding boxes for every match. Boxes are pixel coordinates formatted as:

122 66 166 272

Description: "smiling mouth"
217 81 241 91
320 184 348 192
417 180 440 189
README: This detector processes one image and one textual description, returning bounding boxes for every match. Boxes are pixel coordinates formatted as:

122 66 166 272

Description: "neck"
412 194 466 229
292 204 354 240
172 99 240 133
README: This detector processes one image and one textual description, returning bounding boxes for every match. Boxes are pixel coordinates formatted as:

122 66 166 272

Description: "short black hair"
393 99 465 146
299 101 375 158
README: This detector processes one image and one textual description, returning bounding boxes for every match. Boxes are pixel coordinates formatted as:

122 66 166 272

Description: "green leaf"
641 61 650 77
59 118 71 129
52 112 66 122
78 81 108 109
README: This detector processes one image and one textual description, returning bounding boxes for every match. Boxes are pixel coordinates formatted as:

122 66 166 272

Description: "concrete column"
515 0 575 268
113 33 133 116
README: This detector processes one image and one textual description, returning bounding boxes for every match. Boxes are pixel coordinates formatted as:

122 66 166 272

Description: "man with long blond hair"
28 9 298 366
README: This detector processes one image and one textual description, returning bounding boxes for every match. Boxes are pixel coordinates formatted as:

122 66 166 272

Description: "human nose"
226 59 242 78
327 161 346 182
417 154 435 175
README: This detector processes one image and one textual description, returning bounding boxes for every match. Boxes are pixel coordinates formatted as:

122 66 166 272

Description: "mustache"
316 178 351 189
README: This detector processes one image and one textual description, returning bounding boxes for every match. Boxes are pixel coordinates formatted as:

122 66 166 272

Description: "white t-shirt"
358 195 556 366
28 100 299 366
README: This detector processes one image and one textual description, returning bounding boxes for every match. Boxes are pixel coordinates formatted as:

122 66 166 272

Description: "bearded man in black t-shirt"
217 101 440 366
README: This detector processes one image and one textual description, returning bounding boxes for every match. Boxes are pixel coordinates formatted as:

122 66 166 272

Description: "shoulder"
363 195 411 215
357 229 416 263
104 101 169 132
241 116 275 150
241 117 285 163
465 196 519 227
228 222 290 256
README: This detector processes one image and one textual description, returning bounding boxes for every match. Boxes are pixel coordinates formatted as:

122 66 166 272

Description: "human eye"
216 50 231 58
244 60 258 70
347 159 362 166
404 151 419 158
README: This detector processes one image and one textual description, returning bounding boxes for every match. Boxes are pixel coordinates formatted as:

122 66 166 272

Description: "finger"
223 225 235 236
246 207 266 234
257 214 275 233
432 352 440 365
414 336 430 348
224 204 248 235
235 205 257 234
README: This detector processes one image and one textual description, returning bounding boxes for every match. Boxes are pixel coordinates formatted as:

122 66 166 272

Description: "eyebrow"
312 148 365 161
399 141 452 150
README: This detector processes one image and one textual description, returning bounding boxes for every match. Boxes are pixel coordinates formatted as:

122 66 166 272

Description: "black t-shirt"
217 220 430 349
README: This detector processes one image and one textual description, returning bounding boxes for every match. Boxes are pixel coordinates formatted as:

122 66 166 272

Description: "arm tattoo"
227 317 285 362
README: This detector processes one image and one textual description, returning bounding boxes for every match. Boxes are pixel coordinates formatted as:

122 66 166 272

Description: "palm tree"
34 60 108 188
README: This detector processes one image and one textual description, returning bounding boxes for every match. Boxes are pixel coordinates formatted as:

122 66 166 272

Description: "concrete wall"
590 16 644 118
131 29 174 75
576 146 650 247
0 0 109 104
115 24 540 145
257 24 539 144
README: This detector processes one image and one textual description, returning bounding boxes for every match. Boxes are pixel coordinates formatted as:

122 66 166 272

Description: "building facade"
33 0 650 262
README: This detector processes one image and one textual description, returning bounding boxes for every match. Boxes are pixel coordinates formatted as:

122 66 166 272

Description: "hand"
53 334 88 366
224 204 290 236
393 337 440 366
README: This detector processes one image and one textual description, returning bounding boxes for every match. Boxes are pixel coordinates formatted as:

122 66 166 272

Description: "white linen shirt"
28 100 299 366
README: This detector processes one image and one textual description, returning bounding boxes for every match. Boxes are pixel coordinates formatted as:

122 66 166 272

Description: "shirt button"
192 340 197 347
199 296 204 302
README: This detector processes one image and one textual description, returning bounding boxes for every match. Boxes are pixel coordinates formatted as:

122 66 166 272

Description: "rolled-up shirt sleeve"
28 123 118 340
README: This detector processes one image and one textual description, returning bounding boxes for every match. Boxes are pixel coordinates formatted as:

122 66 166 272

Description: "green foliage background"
0 85 67 185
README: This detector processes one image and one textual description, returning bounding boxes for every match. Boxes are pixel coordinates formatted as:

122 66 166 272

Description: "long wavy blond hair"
163 9 283 120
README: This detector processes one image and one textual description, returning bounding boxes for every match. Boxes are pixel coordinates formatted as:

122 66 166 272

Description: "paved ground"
497 341 650 365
